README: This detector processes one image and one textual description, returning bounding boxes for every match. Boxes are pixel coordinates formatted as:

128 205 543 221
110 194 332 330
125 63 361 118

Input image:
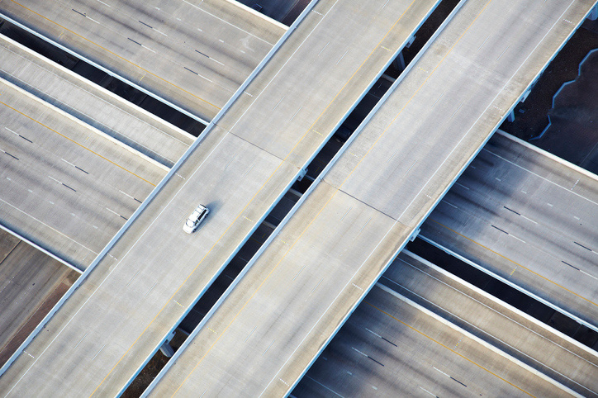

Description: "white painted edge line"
141 0 452 395
376 283 584 398
419 235 598 335
0 12 210 126
0 223 82 273
0 75 170 173
496 130 598 184
280 0 475 395
402 0 598 333
224 0 289 31
402 250 598 359
0 34 195 145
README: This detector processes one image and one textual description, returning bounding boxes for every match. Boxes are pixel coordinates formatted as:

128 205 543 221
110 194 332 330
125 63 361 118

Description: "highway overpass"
293 249 597 397
146 0 598 396
0 0 444 395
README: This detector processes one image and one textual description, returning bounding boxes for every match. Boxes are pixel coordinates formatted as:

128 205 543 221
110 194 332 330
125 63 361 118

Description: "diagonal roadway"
147 0 598 396
0 0 443 395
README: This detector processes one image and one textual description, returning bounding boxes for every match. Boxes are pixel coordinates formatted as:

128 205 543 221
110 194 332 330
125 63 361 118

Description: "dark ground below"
500 18 598 175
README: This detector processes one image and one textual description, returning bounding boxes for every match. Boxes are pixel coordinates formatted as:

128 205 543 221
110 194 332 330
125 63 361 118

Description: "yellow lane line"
170 182 341 397
10 0 221 112
167 0 497 394
166 0 501 395
0 99 156 186
430 218 598 308
365 301 537 398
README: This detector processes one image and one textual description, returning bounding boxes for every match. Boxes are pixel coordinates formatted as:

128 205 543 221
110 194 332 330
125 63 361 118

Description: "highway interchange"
0 0 597 396
0 0 445 395
147 0 597 396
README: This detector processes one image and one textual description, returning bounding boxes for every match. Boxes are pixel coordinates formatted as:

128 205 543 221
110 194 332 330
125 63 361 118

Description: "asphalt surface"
291 284 579 398
0 229 79 368
0 77 165 270
149 0 597 396
422 131 598 330
0 0 442 395
0 0 285 122
0 34 193 168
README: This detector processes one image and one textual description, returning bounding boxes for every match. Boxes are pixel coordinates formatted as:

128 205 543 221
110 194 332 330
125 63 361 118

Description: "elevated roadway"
292 283 585 398
148 0 598 396
0 0 443 395
0 0 286 122
0 77 165 270
421 131 598 331
0 34 193 168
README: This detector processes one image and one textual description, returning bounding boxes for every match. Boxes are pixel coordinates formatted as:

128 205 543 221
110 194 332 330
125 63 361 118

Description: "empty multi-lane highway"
0 77 165 269
292 279 589 398
0 0 444 395
422 131 598 331
0 0 285 122
0 34 194 167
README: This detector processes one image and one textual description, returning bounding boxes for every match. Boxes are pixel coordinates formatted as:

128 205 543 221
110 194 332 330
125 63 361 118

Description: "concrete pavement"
0 0 443 395
0 34 193 168
148 0 598 396
292 284 584 398
380 250 598 397
0 0 285 122
0 77 165 269
422 131 598 330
